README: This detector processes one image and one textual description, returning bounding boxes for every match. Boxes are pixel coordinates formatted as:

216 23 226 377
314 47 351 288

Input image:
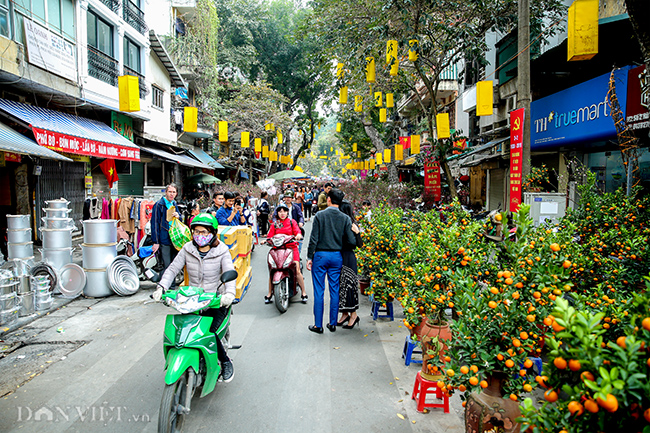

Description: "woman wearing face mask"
264 203 307 304
153 213 237 383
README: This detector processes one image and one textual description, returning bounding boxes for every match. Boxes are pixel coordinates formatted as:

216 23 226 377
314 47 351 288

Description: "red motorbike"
266 234 299 313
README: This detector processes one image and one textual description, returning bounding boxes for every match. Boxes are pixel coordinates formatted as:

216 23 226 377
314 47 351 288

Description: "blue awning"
0 121 72 162
239 171 249 179
188 148 225 169
140 146 213 170
0 98 140 161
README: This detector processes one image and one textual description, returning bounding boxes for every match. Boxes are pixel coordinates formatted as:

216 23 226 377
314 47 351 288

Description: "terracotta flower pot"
416 319 452 380
465 372 521 433
359 279 370 295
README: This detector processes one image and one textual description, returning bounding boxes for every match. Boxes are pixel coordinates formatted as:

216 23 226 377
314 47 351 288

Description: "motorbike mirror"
220 270 238 283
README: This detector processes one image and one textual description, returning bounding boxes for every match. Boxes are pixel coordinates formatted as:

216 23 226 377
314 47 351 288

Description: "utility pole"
518 0 531 178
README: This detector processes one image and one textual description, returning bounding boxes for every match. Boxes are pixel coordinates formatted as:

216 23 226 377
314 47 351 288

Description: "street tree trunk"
362 119 399 184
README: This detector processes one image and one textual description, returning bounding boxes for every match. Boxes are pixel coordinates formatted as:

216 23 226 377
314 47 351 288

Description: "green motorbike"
158 270 238 433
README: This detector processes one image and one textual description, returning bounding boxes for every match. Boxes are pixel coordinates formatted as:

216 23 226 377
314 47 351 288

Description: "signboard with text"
509 108 525 212
626 65 649 132
24 19 76 82
424 161 441 201
111 112 134 141
32 127 140 161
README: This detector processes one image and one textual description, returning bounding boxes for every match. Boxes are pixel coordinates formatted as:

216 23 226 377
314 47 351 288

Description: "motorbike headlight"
166 294 211 314
282 253 294 268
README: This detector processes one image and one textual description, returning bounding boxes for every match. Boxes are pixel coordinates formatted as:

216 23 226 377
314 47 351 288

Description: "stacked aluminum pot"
0 270 19 325
7 214 34 261
40 199 74 272
82 220 118 297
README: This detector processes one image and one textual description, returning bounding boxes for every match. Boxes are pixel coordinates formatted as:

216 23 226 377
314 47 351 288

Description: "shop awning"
239 171 249 179
140 145 213 170
188 148 225 169
0 121 72 162
0 98 140 161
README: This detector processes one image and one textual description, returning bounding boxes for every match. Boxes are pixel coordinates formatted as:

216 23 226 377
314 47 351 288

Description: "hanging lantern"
254 138 262 152
384 149 391 163
408 39 419 62
262 145 269 158
476 80 494 116
118 75 140 112
330 146 333 152
366 57 376 83
241 131 250 148
376 152 383 165
318 122 321 129
339 86 348 104
436 113 450 139
386 40 399 76
270 151 278 162
218 121 228 142
295 166 304 172
184 107 198 133
270 123 275 131
375 91 382 107
265 123 271 131
568 0 598 61
395 144 403 161
352 142 357 152
354 95 363 112
379 108 387 123
277 128 283 144
386 93 394 108
336 123 342 132
365 160 369 170
369 159 376 170
411 135 421 154
336 62 344 79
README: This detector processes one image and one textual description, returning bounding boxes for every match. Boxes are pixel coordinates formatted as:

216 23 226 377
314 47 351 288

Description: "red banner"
32 127 140 161
424 161 442 201
4 152 21 162
626 65 649 132
509 108 525 212
399 136 411 149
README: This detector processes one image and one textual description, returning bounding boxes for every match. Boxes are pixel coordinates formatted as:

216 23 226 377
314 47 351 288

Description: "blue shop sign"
531 66 632 150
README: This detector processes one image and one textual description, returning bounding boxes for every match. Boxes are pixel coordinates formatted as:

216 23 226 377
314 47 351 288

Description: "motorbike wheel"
158 372 188 433
273 279 289 313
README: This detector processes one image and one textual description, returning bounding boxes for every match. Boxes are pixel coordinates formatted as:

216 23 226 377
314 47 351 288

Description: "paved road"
0 220 464 433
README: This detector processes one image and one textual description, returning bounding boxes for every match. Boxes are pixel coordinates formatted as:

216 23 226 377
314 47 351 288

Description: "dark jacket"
307 206 356 260
151 197 174 246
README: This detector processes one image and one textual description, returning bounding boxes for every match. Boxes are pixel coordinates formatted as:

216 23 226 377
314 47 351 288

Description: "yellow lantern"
184 107 198 133
476 81 494 116
336 123 342 132
295 166 303 172
118 75 140 112
262 145 269 158
330 146 333 152
411 135 421 154
436 113 450 139
386 40 398 76
218 121 228 142
386 93 394 108
366 57 376 83
265 123 271 131
568 0 598 61
376 152 383 165
336 62 344 79
254 138 262 152
369 159 376 170
241 131 250 148
408 39 419 62
395 144 403 161
357 151 361 158
364 160 369 170
339 86 348 104
384 149 391 163
379 108 387 123
277 128 283 144
354 95 363 112
270 151 278 162
352 142 357 152
375 91 382 107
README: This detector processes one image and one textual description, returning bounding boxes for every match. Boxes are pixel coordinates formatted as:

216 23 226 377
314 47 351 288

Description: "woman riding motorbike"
264 203 308 304
152 213 236 382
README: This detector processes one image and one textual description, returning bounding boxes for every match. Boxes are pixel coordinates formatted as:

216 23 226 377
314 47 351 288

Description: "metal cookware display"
35 292 53 310
81 243 117 269
7 228 32 244
18 275 32 294
0 306 19 325
42 208 72 219
107 256 139 296
83 269 112 298
0 269 16 285
18 291 35 316
7 214 31 230
40 227 73 249
44 198 70 209
30 263 58 293
41 217 74 230
40 247 73 271
0 292 17 310
58 263 86 299
10 258 34 277
0 282 18 296
8 242 34 259
82 220 118 245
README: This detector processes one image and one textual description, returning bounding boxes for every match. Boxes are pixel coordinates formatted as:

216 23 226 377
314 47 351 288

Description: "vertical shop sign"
509 108 525 212
626 65 649 132
111 112 134 141
424 160 441 201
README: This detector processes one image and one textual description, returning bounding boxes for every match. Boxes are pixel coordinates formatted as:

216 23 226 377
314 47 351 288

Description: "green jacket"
317 192 328 211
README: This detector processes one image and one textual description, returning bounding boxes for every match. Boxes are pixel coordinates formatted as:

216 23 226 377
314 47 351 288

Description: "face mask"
193 233 214 247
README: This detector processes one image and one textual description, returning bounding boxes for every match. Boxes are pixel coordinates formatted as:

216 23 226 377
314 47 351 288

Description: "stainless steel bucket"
40 227 73 249
0 306 19 325
82 220 118 245
7 228 32 244
7 214 31 230
18 275 32 294
81 243 117 269
0 292 17 310
83 269 113 298
8 242 34 259
18 291 35 316
40 247 73 271
42 208 72 219
45 198 70 209
41 217 74 229
0 282 18 296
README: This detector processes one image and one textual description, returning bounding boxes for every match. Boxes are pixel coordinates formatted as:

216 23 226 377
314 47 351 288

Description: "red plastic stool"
411 371 450 413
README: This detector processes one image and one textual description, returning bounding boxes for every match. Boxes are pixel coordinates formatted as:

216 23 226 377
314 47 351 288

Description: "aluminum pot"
18 291 35 316
0 306 19 325
7 228 32 244
44 198 70 209
35 294 53 311
81 243 117 269
82 220 118 245
10 258 34 277
41 217 74 230
39 247 73 271
43 208 72 219
7 214 31 230
83 269 113 297
0 292 17 310
40 227 73 249
18 275 32 294
0 282 18 296
8 242 34 259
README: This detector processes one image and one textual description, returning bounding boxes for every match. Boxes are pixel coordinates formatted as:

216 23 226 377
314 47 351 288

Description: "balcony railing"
123 66 148 98
99 0 120 13
88 48 118 87
123 0 147 35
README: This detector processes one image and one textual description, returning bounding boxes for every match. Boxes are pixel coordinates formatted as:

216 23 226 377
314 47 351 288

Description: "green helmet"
190 213 218 231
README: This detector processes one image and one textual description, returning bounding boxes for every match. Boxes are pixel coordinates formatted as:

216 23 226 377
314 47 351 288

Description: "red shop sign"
32 127 140 162
509 108 525 212
424 160 441 201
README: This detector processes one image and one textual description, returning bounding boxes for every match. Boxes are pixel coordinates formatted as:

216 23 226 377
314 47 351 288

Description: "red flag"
99 158 119 188
399 136 411 150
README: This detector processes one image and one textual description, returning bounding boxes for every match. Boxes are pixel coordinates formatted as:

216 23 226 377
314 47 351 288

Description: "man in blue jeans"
306 188 356 333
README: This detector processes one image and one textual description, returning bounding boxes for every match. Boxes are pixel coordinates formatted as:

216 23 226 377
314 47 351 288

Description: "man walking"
306 188 356 333
317 183 333 211
151 184 179 284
